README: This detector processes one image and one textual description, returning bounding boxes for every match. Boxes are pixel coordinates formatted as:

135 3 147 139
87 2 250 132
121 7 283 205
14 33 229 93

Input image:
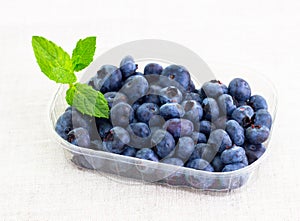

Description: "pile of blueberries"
55 55 272 173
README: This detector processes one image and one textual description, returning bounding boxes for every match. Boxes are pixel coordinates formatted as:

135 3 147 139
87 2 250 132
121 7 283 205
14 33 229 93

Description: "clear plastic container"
49 40 277 191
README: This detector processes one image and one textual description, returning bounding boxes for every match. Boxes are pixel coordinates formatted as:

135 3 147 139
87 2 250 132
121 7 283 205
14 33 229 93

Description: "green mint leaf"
66 83 109 118
32 36 77 84
72 37 96 72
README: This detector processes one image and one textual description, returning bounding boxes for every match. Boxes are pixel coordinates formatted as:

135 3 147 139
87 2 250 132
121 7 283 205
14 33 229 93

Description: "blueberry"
67 127 91 148
96 118 113 139
159 103 185 120
212 116 227 129
225 120 245 146
160 158 184 166
183 92 203 104
217 94 237 116
142 84 162 105
199 120 216 137
186 159 214 172
212 155 224 172
220 145 246 164
55 110 73 140
144 63 163 75
253 109 272 129
163 118 194 139
231 105 254 128
222 163 246 172
248 95 268 111
89 140 105 151
89 65 123 93
245 125 270 144
120 55 137 79
110 102 134 127
201 80 228 98
121 145 138 157
103 127 130 154
152 129 175 158
159 86 183 104
161 64 191 89
131 101 141 112
189 143 217 163
228 78 251 102
191 132 207 144
173 136 195 161
208 129 232 153
136 103 160 124
202 98 220 121
127 122 151 148
120 75 149 104
244 143 266 164
182 100 203 128
187 79 196 93
136 148 159 162
104 92 128 108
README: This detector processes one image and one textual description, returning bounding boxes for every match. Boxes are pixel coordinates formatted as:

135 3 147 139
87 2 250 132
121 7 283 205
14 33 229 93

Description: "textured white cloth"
1 0 300 220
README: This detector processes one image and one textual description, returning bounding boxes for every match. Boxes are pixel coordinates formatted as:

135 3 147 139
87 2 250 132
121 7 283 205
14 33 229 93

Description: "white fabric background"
0 0 300 220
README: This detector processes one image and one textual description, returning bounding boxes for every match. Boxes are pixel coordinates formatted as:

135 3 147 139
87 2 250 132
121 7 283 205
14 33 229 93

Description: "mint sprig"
32 36 109 118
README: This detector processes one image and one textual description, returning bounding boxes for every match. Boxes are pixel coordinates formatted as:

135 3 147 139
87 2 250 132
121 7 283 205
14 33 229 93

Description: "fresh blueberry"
228 78 251 102
136 103 160 124
201 80 228 98
199 120 216 137
104 92 128 108
161 64 191 89
191 132 207 144
141 84 162 105
160 158 184 166
89 65 123 93
103 127 130 154
222 163 246 172
120 75 149 104
144 63 163 75
159 103 185 120
126 122 151 149
152 129 175 158
163 118 194 139
187 79 196 92
231 105 254 128
212 116 227 129
110 102 134 127
181 100 203 128
159 86 183 104
136 148 159 162
186 159 214 172
120 55 137 79
131 101 141 112
244 143 266 164
89 140 105 151
183 92 203 104
208 129 232 153
172 136 195 161
189 143 217 163
248 95 268 111
55 110 73 140
96 118 113 139
212 155 224 172
202 98 220 121
220 145 246 164
253 109 272 129
121 145 138 157
217 94 237 116
245 125 270 144
67 127 91 148
225 120 245 146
